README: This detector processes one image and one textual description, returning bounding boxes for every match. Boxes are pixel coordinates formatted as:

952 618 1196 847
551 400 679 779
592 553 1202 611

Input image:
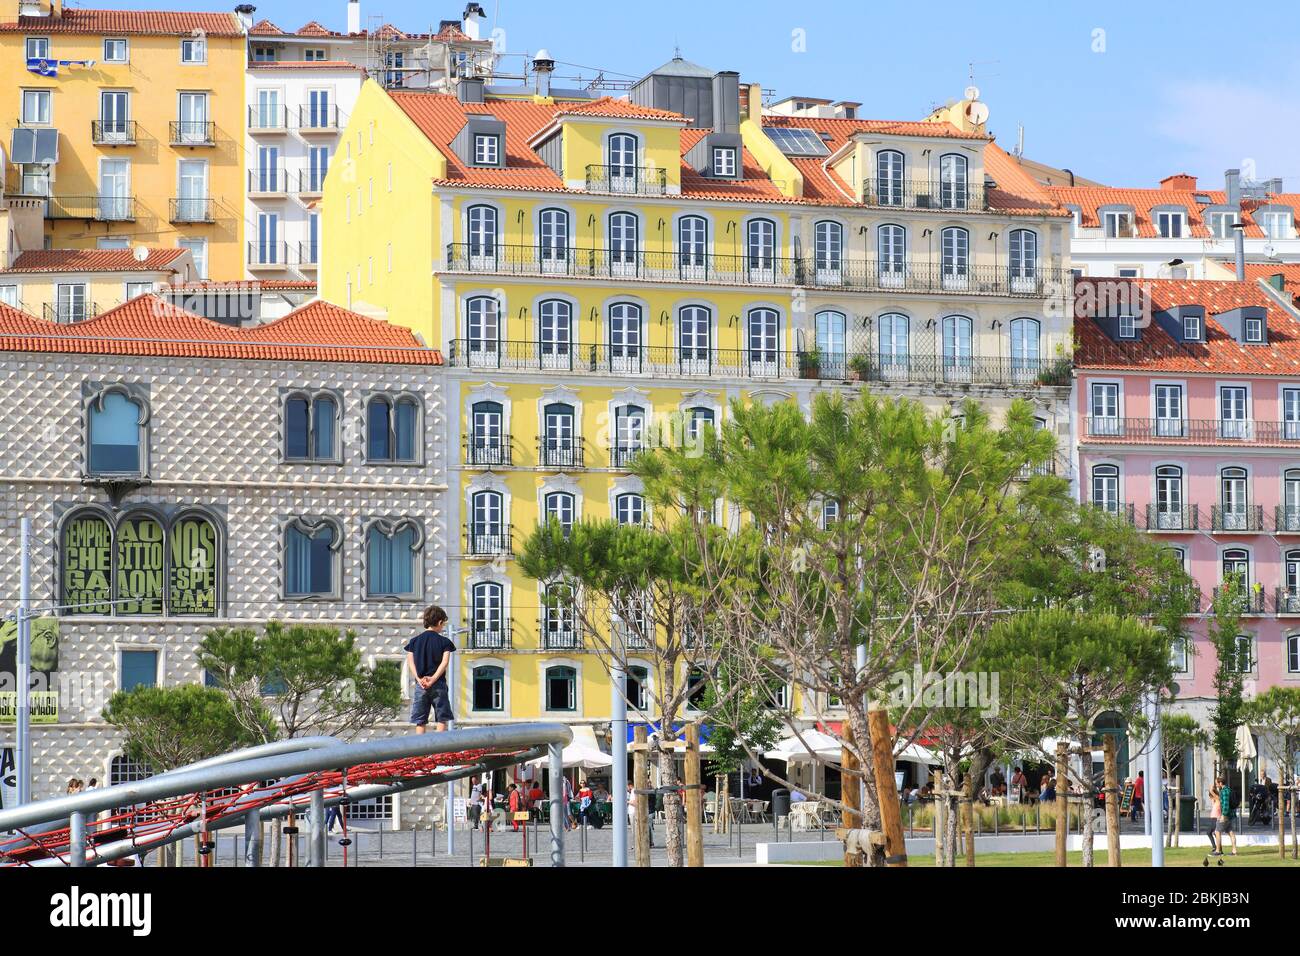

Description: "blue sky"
93 0 1300 189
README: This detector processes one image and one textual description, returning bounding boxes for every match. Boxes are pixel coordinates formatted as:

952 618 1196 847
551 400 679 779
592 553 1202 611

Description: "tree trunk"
845 707 884 866
656 744 683 868
269 817 283 867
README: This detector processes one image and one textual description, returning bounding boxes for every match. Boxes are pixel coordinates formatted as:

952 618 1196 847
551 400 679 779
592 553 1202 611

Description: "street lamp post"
15 518 32 806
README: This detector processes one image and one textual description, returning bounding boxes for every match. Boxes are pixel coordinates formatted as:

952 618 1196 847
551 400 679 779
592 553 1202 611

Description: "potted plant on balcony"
798 347 821 379
848 353 873 382
1035 344 1074 387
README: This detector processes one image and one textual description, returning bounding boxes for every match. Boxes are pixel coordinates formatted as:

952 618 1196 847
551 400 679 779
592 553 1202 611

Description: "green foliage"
701 669 784 776
1242 686 1300 780
103 683 270 772
198 621 401 740
1207 579 1246 766
1158 713 1210 779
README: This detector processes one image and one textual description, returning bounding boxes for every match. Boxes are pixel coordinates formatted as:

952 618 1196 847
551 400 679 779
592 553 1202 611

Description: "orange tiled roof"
1 248 188 274
0 297 440 365
1074 277 1300 375
296 20 332 36
678 128 787 203
0 9 243 36
555 97 691 122
249 18 284 35
1047 183 1267 238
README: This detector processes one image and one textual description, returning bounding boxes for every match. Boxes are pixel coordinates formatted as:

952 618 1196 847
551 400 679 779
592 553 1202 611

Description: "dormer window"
1183 314 1202 341
712 147 737 178
1118 312 1136 339
1208 210 1238 239
1103 210 1135 238
473 133 500 166
1155 210 1185 238
1259 210 1293 240
1245 316 1264 343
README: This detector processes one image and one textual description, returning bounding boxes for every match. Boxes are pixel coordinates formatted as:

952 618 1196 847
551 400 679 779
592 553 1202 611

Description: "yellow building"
320 61 1075 730
1 3 247 279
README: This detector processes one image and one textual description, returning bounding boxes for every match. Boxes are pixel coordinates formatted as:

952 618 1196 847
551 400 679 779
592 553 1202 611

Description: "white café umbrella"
764 729 843 764
1236 723 1256 804
526 724 614 771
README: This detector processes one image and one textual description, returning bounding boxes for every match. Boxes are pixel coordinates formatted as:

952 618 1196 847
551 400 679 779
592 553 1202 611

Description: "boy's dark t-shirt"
405 629 455 686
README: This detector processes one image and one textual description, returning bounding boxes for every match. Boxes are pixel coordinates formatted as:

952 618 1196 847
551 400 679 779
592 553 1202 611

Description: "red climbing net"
1 746 530 867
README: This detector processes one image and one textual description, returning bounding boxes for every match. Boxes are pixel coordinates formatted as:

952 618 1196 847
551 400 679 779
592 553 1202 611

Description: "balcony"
1143 504 1200 532
1083 418 1300 446
91 119 136 145
170 121 215 146
297 104 342 134
463 621 512 650
248 105 290 133
248 167 289 197
1089 502 1136 524
609 444 644 469
246 241 292 269
861 177 990 212
169 197 215 223
295 168 328 196
1211 505 1266 532
584 164 669 196
1276 506 1300 533
463 436 512 467
45 196 135 221
1213 584 1266 615
297 241 319 269
612 622 652 649
1276 588 1300 614
442 243 1063 297
537 436 585 469
446 338 1070 388
540 619 583 651
42 302 99 323
464 524 512 557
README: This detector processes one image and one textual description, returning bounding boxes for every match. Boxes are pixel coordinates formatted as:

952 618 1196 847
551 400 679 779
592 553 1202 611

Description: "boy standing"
405 605 455 733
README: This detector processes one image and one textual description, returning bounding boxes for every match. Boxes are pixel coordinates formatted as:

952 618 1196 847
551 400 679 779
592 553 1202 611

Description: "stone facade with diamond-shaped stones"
0 350 452 826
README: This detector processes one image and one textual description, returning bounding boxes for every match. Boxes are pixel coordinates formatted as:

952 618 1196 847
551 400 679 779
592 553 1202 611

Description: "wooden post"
933 770 945 866
963 790 975 867
633 725 650 867
1055 741 1069 867
1103 734 1121 867
866 702 907 867
685 722 704 868
1280 778 1287 861
841 724 863 867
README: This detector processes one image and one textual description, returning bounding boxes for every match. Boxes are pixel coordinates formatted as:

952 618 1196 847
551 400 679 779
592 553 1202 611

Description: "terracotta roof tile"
1 248 188 275
248 18 284 35
0 10 243 36
678 129 787 203
1047 184 1265 238
555 97 690 122
0 296 439 365
296 20 332 36
1074 277 1300 375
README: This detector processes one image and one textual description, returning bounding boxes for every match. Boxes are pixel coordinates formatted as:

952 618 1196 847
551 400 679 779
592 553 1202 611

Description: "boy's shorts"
410 682 454 725
1216 814 1233 834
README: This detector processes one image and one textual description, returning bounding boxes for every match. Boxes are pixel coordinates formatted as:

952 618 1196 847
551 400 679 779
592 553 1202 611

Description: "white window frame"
712 146 737 177
473 133 499 166
103 38 129 62
21 89 51 125
25 37 50 60
180 36 207 64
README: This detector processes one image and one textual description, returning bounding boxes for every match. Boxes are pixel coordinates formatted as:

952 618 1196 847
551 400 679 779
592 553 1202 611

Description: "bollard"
378 825 383 858
431 823 436 858
412 826 419 867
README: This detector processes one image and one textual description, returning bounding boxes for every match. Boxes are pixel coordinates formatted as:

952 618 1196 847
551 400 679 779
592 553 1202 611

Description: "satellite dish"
965 101 990 126
964 85 980 101
133 245 149 262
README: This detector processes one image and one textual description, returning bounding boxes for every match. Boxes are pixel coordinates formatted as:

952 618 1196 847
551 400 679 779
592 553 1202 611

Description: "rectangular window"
21 89 51 124
713 147 737 177
21 163 51 197
1090 382 1120 435
1245 317 1264 343
103 38 128 62
1209 211 1238 239
181 37 206 63
251 46 277 62
26 37 49 60
1182 314 1201 341
1117 267 1140 279
56 283 87 322
1155 211 1184 238
1118 311 1136 339
120 650 158 691
304 48 327 61
1103 211 1133 238
0 285 18 307
1261 211 1292 240
473 134 499 165
125 281 153 299
178 238 207 279
1219 386 1249 440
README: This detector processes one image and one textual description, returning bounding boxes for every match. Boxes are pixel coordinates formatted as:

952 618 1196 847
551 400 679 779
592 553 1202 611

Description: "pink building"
1075 277 1300 750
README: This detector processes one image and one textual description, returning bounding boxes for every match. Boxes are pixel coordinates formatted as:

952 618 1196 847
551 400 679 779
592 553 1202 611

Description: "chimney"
457 76 485 103
1225 168 1241 207
1265 177 1284 196
462 2 485 41
711 71 740 134
1233 222 1246 281
234 4 256 31
532 49 554 97
742 82 763 122
347 0 361 35
1160 173 1197 192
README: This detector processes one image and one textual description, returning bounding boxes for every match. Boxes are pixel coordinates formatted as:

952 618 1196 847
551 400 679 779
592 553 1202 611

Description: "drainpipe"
1233 223 1246 281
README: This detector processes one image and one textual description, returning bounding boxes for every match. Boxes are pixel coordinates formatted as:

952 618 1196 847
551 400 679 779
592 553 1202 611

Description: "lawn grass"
790 845 1300 867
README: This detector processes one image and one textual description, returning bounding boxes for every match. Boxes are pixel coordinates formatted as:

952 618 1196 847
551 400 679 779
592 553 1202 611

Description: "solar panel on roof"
763 127 830 157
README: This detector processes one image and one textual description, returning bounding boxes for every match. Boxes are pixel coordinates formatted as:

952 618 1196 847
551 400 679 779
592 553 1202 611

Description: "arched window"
284 518 340 598
609 211 639 275
1091 464 1119 513
540 402 577 468
1287 632 1300 674
543 491 576 536
1009 317 1041 379
687 406 715 443
746 218 776 281
678 305 712 372
940 226 969 288
1219 467 1249 530
538 299 572 368
61 510 113 615
285 391 337 462
939 153 968 208
878 312 909 377
813 220 843 283
1154 466 1184 530
1284 551 1300 609
678 215 708 278
627 664 649 711
611 405 645 468
469 581 506 648
469 490 505 554
614 492 645 526
468 400 506 466
465 295 500 364
366 394 419 463
1232 634 1254 674
875 149 904 205
472 664 505 711
116 512 165 615
877 224 905 286
607 133 639 191
1221 548 1249 589
608 301 642 372
466 204 497 260
538 207 570 268
169 511 219 615
685 667 709 710
542 581 578 649
941 315 973 381
365 519 420 597
815 310 846 378
1285 469 1300 532
545 664 577 711
87 390 146 476
747 307 780 376
1009 229 1038 291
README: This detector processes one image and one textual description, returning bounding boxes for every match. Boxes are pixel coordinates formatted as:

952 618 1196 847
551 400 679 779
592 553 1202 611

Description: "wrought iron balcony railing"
463 620 512 650
170 120 215 146
464 524 512 556
248 167 289 194
91 119 136 144
1084 418 1300 445
46 196 134 220
1213 584 1266 614
1275 588 1300 614
169 197 215 223
248 105 291 131
609 444 645 469
537 436 585 469
442 243 1063 297
1088 502 1136 524
298 241 320 267
295 168 329 194
1211 504 1266 532
43 301 99 323
1144 504 1199 532
463 436 512 467
540 618 583 651
246 240 292 267
1277 506 1300 533
297 104 343 132
861 177 990 211
584 164 669 195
